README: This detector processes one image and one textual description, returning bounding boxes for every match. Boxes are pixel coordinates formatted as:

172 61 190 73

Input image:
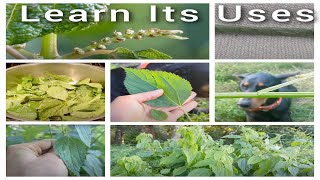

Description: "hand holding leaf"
111 89 197 122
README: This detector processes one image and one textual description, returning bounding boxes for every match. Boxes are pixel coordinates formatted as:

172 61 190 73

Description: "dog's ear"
233 73 249 80
275 72 300 80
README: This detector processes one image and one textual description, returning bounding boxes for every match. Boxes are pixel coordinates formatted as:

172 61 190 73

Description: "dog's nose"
237 101 251 108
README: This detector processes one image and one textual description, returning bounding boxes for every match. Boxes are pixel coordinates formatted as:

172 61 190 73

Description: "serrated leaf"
111 47 138 59
136 48 172 59
150 109 168 121
6 4 108 45
83 154 103 176
54 137 88 176
188 168 212 176
124 68 192 107
75 125 92 147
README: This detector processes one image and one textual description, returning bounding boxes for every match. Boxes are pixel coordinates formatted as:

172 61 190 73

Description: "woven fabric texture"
215 34 314 59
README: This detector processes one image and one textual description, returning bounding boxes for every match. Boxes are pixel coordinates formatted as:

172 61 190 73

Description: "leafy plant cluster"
111 126 314 176
6 125 105 176
6 72 105 120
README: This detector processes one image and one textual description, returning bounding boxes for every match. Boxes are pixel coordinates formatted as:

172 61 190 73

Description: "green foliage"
111 126 314 176
6 4 108 45
6 72 105 120
6 125 105 176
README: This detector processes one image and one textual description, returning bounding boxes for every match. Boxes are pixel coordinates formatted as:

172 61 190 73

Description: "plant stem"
40 33 59 59
180 106 192 121
6 45 26 59
215 92 314 98
258 72 314 94
61 49 114 59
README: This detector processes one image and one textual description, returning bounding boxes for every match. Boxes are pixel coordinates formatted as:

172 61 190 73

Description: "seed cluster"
72 28 188 54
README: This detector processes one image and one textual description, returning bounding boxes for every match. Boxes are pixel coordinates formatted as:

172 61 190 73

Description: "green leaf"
47 86 68 101
237 158 252 175
172 166 187 176
160 168 171 175
193 159 213 168
54 137 88 176
6 4 108 45
253 159 274 176
111 47 138 59
188 168 212 176
75 125 92 147
221 134 242 139
124 68 192 107
136 48 172 59
247 155 263 165
288 166 300 176
150 109 168 121
83 154 103 176
7 104 37 120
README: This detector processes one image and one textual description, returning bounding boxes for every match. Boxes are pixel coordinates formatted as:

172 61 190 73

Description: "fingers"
31 139 55 151
133 89 164 102
183 91 197 104
171 101 198 119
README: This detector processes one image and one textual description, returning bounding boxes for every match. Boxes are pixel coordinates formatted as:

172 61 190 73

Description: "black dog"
111 63 209 102
235 72 299 122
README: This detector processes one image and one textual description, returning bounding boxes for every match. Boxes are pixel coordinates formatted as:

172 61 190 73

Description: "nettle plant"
111 126 314 176
6 4 188 59
7 125 105 176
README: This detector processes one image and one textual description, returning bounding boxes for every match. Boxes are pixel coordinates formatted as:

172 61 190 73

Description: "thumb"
133 89 164 102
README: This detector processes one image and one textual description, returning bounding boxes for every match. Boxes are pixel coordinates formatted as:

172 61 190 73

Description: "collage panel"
215 62 314 122
6 63 105 121
110 125 314 176
215 3 314 59
110 63 209 122
6 3 209 60
6 125 105 176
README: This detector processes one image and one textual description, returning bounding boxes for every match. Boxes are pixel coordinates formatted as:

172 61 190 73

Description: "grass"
215 63 314 122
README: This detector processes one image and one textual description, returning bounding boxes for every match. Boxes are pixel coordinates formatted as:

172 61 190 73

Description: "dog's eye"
258 82 265 87
243 82 249 87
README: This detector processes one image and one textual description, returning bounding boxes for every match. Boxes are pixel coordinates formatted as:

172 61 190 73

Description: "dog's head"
234 72 298 109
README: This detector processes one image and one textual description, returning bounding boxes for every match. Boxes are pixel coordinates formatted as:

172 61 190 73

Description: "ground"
215 62 314 122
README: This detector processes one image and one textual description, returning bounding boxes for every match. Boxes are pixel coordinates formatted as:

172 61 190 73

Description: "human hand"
6 139 68 176
111 89 197 122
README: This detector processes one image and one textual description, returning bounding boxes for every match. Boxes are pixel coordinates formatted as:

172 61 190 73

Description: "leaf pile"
6 4 108 45
111 126 314 176
6 72 105 120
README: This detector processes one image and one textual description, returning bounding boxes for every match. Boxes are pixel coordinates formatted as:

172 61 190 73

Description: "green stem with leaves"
215 92 314 98
40 33 59 59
